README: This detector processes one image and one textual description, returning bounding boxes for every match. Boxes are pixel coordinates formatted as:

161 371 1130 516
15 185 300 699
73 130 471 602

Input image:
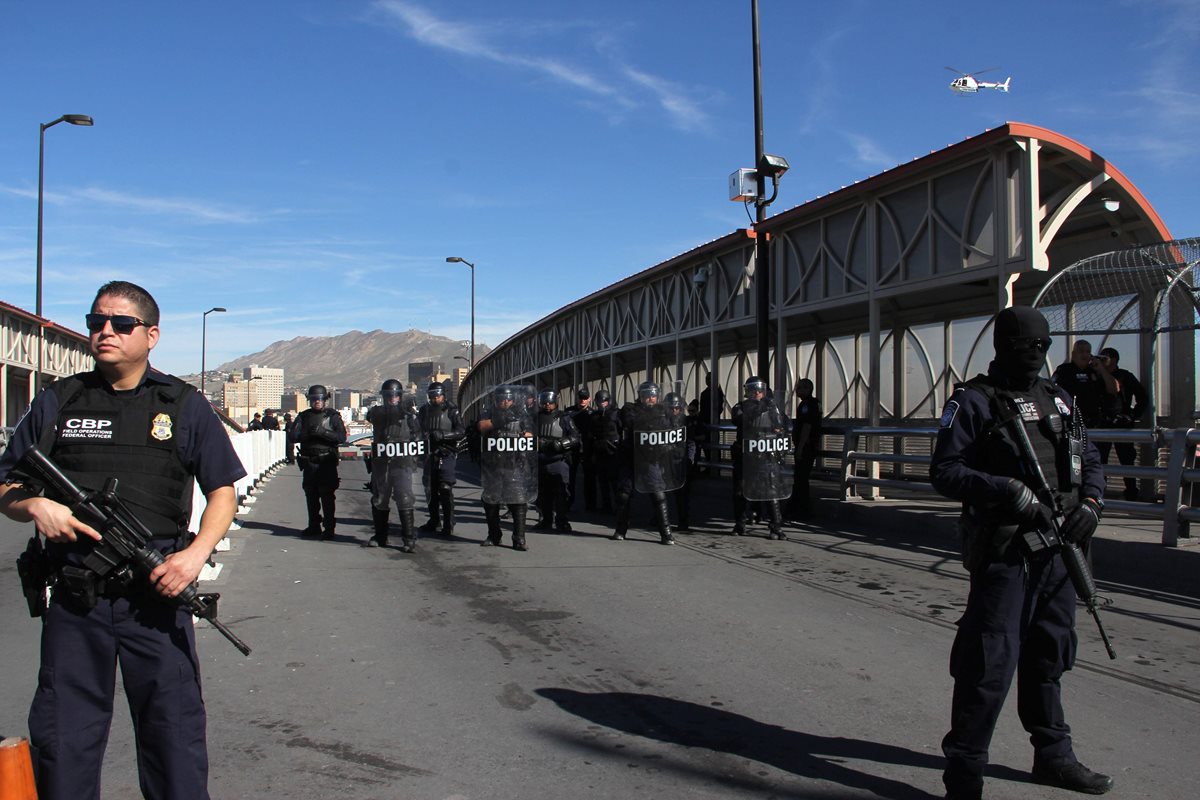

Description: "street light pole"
35 113 93 393
751 0 770 380
245 376 262 429
201 307 227 399
445 257 476 368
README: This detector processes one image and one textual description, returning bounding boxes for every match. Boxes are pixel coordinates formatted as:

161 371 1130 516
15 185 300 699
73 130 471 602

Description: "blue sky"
2 0 1197 377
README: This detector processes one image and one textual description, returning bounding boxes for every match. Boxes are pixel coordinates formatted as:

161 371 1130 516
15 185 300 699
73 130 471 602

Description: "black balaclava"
992 306 1051 388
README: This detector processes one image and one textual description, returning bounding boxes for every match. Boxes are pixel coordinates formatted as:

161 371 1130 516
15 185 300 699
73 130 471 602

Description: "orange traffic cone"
0 737 37 800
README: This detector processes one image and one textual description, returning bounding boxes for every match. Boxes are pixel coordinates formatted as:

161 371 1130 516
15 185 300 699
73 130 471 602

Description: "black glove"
1005 479 1053 530
1060 499 1101 544
427 430 444 444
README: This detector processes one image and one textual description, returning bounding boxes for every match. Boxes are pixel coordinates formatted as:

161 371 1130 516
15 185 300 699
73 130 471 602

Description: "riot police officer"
592 389 618 513
566 386 594 510
731 376 790 539
535 389 580 532
610 381 683 545
417 382 465 536
289 384 347 539
365 379 422 552
478 385 537 551
931 306 1112 799
664 392 697 531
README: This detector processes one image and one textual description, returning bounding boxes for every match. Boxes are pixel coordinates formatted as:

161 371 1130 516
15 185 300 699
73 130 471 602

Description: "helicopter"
946 67 1011 94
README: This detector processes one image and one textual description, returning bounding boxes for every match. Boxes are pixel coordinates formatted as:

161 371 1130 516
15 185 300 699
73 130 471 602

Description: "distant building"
280 389 308 414
333 388 361 409
221 375 262 426
409 361 439 387
243 365 284 412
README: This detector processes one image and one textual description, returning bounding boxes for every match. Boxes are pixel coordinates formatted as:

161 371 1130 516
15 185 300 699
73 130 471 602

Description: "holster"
56 564 100 612
958 506 1019 571
16 536 50 618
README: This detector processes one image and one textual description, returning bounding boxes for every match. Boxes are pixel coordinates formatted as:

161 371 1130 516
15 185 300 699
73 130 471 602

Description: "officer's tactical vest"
961 375 1078 504
41 372 194 540
421 404 454 434
297 409 339 458
538 412 566 442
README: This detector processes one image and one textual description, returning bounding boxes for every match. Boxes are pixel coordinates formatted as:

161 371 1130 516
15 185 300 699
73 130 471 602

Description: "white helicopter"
946 67 1011 94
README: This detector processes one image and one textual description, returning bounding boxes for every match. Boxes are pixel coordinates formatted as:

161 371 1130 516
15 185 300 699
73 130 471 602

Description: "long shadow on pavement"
536 688 1035 799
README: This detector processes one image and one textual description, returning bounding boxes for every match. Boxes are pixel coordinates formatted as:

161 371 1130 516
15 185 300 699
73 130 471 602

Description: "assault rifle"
18 446 252 656
999 405 1117 660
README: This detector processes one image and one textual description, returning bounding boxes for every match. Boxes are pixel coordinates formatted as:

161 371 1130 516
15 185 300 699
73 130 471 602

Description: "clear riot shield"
371 405 422 510
741 403 792 502
480 385 539 505
633 404 687 494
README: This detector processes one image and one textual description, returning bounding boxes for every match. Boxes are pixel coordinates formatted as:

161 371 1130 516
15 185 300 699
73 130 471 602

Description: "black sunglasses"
1008 337 1051 353
85 313 150 335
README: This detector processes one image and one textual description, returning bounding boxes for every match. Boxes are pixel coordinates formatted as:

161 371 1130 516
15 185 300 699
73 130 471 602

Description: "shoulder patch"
1055 396 1071 417
939 400 960 429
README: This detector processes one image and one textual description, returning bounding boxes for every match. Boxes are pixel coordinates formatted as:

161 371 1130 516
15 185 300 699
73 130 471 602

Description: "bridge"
459 122 1188 430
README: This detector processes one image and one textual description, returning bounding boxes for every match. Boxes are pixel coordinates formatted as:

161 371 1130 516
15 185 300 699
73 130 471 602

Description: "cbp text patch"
61 415 116 440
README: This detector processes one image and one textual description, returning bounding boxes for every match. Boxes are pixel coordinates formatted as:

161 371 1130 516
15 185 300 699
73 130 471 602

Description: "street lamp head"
64 115 94 127
446 256 474 268
757 153 790 179
206 306 227 315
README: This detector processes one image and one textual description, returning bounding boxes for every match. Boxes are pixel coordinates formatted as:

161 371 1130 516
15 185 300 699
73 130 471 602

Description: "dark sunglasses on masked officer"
1006 337 1051 353
85 313 150 335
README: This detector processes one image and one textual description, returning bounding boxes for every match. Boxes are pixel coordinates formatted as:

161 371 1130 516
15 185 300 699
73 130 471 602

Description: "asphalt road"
2 462 1198 799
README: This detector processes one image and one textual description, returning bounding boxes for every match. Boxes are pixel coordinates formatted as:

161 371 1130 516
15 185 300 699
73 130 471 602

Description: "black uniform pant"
1096 439 1138 496
788 450 816 516
942 552 1077 796
538 457 571 527
423 452 458 527
30 595 208 800
301 457 340 532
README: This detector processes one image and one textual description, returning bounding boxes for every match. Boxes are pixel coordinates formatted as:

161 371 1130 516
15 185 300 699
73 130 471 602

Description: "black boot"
398 508 417 553
768 500 785 540
420 494 440 533
512 505 528 551
611 491 631 540
1031 760 1113 795
482 504 503 546
656 496 674 545
366 507 389 547
439 487 456 537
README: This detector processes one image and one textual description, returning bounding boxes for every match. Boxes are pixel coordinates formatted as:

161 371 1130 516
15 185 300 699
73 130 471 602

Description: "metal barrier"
839 425 1198 546
188 429 287 531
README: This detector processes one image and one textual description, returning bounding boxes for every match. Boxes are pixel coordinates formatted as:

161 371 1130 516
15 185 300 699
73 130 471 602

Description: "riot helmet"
594 389 611 406
577 385 591 400
381 378 403 403
427 382 445 403
992 306 1051 388
637 381 660 405
538 389 559 410
307 384 328 405
493 385 515 406
744 376 768 398
664 392 684 413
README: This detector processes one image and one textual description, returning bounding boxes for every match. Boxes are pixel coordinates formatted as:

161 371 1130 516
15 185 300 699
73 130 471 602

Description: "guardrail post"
1160 427 1194 547
841 429 856 500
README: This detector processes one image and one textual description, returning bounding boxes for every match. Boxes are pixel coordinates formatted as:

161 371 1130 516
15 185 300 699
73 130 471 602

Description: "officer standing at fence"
535 389 580 532
664 392 697 531
417 382 465 536
289 384 347 539
787 378 822 520
0 280 246 800
1096 347 1148 501
931 305 1112 800
365 379 422 552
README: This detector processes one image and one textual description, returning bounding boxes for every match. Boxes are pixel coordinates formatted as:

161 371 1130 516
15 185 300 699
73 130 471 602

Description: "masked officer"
417 382 466 536
787 378 822 520
731 376 789 539
0 280 247 800
931 306 1112 800
610 381 680 545
289 384 347 539
365 379 422 552
535 389 580 532
478 384 536 550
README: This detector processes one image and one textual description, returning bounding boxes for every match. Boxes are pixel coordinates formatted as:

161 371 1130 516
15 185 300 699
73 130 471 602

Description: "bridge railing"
188 429 287 532
838 425 1198 546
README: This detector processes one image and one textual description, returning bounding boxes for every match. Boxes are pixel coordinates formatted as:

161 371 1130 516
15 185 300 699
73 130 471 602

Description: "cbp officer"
0 280 246 800
592 389 618 513
931 306 1113 799
664 392 697 531
534 389 580 532
289 384 347 539
417 382 466 536
364 379 422 552
565 386 593 510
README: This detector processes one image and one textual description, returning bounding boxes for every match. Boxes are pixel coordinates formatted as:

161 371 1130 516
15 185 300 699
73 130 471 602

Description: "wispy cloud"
0 183 263 224
369 1 712 132
844 133 897 171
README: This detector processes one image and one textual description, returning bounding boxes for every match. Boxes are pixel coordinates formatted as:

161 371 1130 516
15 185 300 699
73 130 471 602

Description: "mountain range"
185 329 490 391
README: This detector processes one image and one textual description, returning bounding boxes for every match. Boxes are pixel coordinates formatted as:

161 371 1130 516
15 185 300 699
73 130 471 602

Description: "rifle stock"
19 446 252 656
